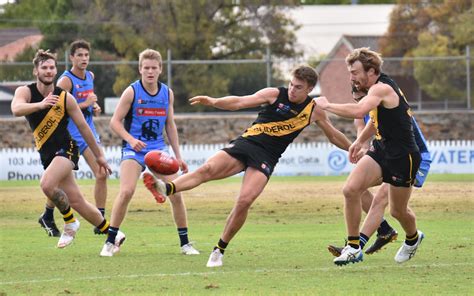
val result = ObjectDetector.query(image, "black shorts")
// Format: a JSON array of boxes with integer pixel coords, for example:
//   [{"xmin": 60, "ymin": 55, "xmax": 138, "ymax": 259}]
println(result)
[
  {"xmin": 40, "ymin": 140, "xmax": 80, "ymax": 170},
  {"xmin": 222, "ymin": 138, "xmax": 278, "ymax": 178},
  {"xmin": 367, "ymin": 143, "xmax": 421, "ymax": 188}
]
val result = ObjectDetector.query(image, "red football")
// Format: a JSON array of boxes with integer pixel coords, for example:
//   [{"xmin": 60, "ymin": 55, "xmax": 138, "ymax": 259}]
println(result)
[{"xmin": 144, "ymin": 150, "xmax": 179, "ymax": 175}]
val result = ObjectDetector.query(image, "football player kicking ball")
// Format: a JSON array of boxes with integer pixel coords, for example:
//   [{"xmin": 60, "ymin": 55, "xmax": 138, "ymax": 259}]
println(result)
[
  {"xmin": 11, "ymin": 49, "xmax": 123, "ymax": 250},
  {"xmin": 327, "ymin": 86, "xmax": 431, "ymax": 258},
  {"xmin": 101, "ymin": 48, "xmax": 198, "ymax": 257},
  {"xmin": 143, "ymin": 65, "xmax": 352, "ymax": 267}
]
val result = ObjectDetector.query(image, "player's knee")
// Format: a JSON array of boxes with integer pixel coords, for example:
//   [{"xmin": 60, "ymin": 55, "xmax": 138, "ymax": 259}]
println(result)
[
  {"xmin": 94, "ymin": 168, "xmax": 108, "ymax": 181},
  {"xmin": 342, "ymin": 182, "xmax": 363, "ymax": 199},
  {"xmin": 372, "ymin": 195, "xmax": 389, "ymax": 208},
  {"xmin": 235, "ymin": 196, "xmax": 254, "ymax": 210},
  {"xmin": 40, "ymin": 178, "xmax": 55, "ymax": 197},
  {"xmin": 119, "ymin": 188, "xmax": 135, "ymax": 202},
  {"xmin": 390, "ymin": 207, "xmax": 405, "ymax": 220}
]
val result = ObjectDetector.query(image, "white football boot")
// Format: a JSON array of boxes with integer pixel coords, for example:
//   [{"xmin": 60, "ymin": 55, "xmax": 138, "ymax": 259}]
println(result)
[
  {"xmin": 394, "ymin": 230, "xmax": 424, "ymax": 263},
  {"xmin": 100, "ymin": 230, "xmax": 126, "ymax": 257},
  {"xmin": 206, "ymin": 249, "xmax": 224, "ymax": 267},
  {"xmin": 181, "ymin": 243, "xmax": 200, "ymax": 255},
  {"xmin": 57, "ymin": 219, "xmax": 80, "ymax": 248},
  {"xmin": 333, "ymin": 245, "xmax": 363, "ymax": 266}
]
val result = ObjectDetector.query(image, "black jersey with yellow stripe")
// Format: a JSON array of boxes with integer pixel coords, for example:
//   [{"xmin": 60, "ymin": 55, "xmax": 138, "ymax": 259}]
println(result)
[
  {"xmin": 241, "ymin": 87, "xmax": 314, "ymax": 159},
  {"xmin": 25, "ymin": 83, "xmax": 73, "ymax": 153},
  {"xmin": 368, "ymin": 73, "xmax": 419, "ymax": 158}
]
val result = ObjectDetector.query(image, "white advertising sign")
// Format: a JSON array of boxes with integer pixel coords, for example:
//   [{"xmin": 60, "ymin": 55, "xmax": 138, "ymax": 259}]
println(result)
[{"xmin": 0, "ymin": 141, "xmax": 472, "ymax": 181}]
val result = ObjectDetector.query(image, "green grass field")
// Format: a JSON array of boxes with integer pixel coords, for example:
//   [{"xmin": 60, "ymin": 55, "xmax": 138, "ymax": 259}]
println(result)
[{"xmin": 0, "ymin": 175, "xmax": 473, "ymax": 295}]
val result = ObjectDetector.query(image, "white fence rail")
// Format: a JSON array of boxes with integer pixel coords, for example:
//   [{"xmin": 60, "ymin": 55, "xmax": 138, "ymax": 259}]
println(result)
[{"xmin": 0, "ymin": 140, "xmax": 472, "ymax": 181}]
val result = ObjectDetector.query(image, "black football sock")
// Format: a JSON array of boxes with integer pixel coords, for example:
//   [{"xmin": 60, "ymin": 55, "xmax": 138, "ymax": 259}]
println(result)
[
  {"xmin": 360, "ymin": 233, "xmax": 369, "ymax": 249},
  {"xmin": 107, "ymin": 226, "xmax": 119, "ymax": 244},
  {"xmin": 213, "ymin": 238, "xmax": 228, "ymax": 254},
  {"xmin": 347, "ymin": 236, "xmax": 360, "ymax": 249},
  {"xmin": 377, "ymin": 219, "xmax": 393, "ymax": 236},
  {"xmin": 60, "ymin": 206, "xmax": 76, "ymax": 224},
  {"xmin": 97, "ymin": 219, "xmax": 110, "ymax": 234},
  {"xmin": 43, "ymin": 204, "xmax": 55, "ymax": 220},
  {"xmin": 405, "ymin": 231, "xmax": 419, "ymax": 246},
  {"xmin": 165, "ymin": 182, "xmax": 176, "ymax": 195},
  {"xmin": 178, "ymin": 227, "xmax": 189, "ymax": 246},
  {"xmin": 98, "ymin": 208, "xmax": 105, "ymax": 217}
]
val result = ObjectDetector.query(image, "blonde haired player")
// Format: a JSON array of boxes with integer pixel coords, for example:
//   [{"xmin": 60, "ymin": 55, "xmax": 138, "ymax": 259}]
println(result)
[{"xmin": 101, "ymin": 49, "xmax": 198, "ymax": 256}]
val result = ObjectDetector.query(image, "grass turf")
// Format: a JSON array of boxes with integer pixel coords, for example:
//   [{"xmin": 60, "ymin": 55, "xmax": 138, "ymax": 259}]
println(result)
[{"xmin": 0, "ymin": 175, "xmax": 473, "ymax": 295}]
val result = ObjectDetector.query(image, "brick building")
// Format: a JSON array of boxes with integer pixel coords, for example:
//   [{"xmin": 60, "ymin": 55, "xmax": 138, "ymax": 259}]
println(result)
[{"xmin": 316, "ymin": 35, "xmax": 428, "ymax": 107}]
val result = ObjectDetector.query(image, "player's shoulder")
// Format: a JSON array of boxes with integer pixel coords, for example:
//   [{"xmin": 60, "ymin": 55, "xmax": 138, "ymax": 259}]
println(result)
[
  {"xmin": 370, "ymin": 82, "xmax": 394, "ymax": 97},
  {"xmin": 17, "ymin": 84, "xmax": 35, "ymax": 95},
  {"xmin": 57, "ymin": 73, "xmax": 73, "ymax": 89},
  {"xmin": 256, "ymin": 87, "xmax": 280, "ymax": 99}
]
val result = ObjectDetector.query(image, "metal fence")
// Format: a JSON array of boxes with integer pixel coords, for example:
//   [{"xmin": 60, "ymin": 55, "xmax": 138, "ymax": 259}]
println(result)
[{"xmin": 0, "ymin": 47, "xmax": 472, "ymax": 112}]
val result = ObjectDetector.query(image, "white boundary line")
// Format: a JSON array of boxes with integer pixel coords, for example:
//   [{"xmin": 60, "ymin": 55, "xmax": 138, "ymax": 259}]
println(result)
[{"xmin": 1, "ymin": 262, "xmax": 472, "ymax": 285}]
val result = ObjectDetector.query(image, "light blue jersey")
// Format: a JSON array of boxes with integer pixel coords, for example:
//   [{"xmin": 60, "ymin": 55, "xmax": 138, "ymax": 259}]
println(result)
[
  {"xmin": 60, "ymin": 70, "xmax": 100, "ymax": 153},
  {"xmin": 363, "ymin": 114, "xmax": 431, "ymax": 187},
  {"xmin": 121, "ymin": 80, "xmax": 169, "ymax": 168}
]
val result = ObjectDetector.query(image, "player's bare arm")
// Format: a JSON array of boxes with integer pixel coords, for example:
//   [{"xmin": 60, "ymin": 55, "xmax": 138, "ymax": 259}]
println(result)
[
  {"xmin": 110, "ymin": 86, "xmax": 146, "ymax": 152},
  {"xmin": 165, "ymin": 89, "xmax": 188, "ymax": 173},
  {"xmin": 349, "ymin": 122, "xmax": 376, "ymax": 163},
  {"xmin": 189, "ymin": 87, "xmax": 279, "ymax": 111},
  {"xmin": 11, "ymin": 87, "xmax": 58, "ymax": 116},
  {"xmin": 314, "ymin": 90, "xmax": 382, "ymax": 119},
  {"xmin": 86, "ymin": 72, "xmax": 101, "ymax": 116},
  {"xmin": 312, "ymin": 106, "xmax": 351, "ymax": 150},
  {"xmin": 57, "ymin": 76, "xmax": 73, "ymax": 92}
]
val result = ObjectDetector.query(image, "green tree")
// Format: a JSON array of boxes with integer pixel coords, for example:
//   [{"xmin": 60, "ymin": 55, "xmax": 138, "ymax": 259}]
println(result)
[
  {"xmin": 82, "ymin": 0, "xmax": 301, "ymax": 111},
  {"xmin": 380, "ymin": 0, "xmax": 472, "ymax": 101},
  {"xmin": 1, "ymin": 0, "xmax": 117, "ymax": 104},
  {"xmin": 2, "ymin": 0, "xmax": 302, "ymax": 112},
  {"xmin": 1, "ymin": 0, "xmax": 85, "ymax": 49},
  {"xmin": 301, "ymin": 0, "xmax": 395, "ymax": 3}
]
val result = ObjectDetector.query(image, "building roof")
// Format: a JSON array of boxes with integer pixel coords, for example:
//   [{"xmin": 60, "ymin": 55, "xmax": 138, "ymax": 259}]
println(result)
[
  {"xmin": 0, "ymin": 27, "xmax": 41, "ymax": 47},
  {"xmin": 316, "ymin": 34, "xmax": 405, "ymax": 74},
  {"xmin": 0, "ymin": 27, "xmax": 43, "ymax": 61},
  {"xmin": 344, "ymin": 35, "xmax": 381, "ymax": 51}
]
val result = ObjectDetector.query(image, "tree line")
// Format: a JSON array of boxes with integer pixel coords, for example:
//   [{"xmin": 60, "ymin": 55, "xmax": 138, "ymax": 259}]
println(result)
[{"xmin": 0, "ymin": 0, "xmax": 472, "ymax": 111}]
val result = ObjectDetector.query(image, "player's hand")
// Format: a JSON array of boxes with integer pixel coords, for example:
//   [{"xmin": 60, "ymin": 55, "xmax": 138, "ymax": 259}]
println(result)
[
  {"xmin": 41, "ymin": 92, "xmax": 59, "ymax": 109},
  {"xmin": 189, "ymin": 95, "xmax": 215, "ymax": 106},
  {"xmin": 85, "ymin": 93, "xmax": 98, "ymax": 107},
  {"xmin": 129, "ymin": 138, "xmax": 146, "ymax": 152},
  {"xmin": 93, "ymin": 103, "xmax": 101, "ymax": 116},
  {"xmin": 348, "ymin": 140, "xmax": 363, "ymax": 163},
  {"xmin": 178, "ymin": 158, "xmax": 189, "ymax": 174},
  {"xmin": 354, "ymin": 147, "xmax": 368, "ymax": 163},
  {"xmin": 314, "ymin": 96, "xmax": 329, "ymax": 110},
  {"xmin": 96, "ymin": 156, "xmax": 112, "ymax": 175}
]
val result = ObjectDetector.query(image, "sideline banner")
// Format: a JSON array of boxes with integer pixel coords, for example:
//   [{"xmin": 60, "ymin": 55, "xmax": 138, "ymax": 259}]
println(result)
[{"xmin": 0, "ymin": 141, "xmax": 472, "ymax": 180}]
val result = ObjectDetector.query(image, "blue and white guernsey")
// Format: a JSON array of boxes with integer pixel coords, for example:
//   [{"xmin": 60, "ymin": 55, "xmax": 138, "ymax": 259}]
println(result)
[
  {"xmin": 60, "ymin": 70, "xmax": 99, "ymax": 152},
  {"xmin": 123, "ymin": 80, "xmax": 169, "ymax": 152}
]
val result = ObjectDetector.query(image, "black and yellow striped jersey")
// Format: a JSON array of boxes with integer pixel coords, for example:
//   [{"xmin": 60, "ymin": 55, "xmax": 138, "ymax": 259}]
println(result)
[
  {"xmin": 25, "ymin": 83, "xmax": 72, "ymax": 153},
  {"xmin": 368, "ymin": 73, "xmax": 419, "ymax": 158},
  {"xmin": 240, "ymin": 87, "xmax": 314, "ymax": 159}
]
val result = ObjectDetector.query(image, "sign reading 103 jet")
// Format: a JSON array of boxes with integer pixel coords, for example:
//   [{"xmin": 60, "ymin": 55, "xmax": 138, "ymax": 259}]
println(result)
[{"xmin": 0, "ymin": 141, "xmax": 472, "ymax": 180}]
